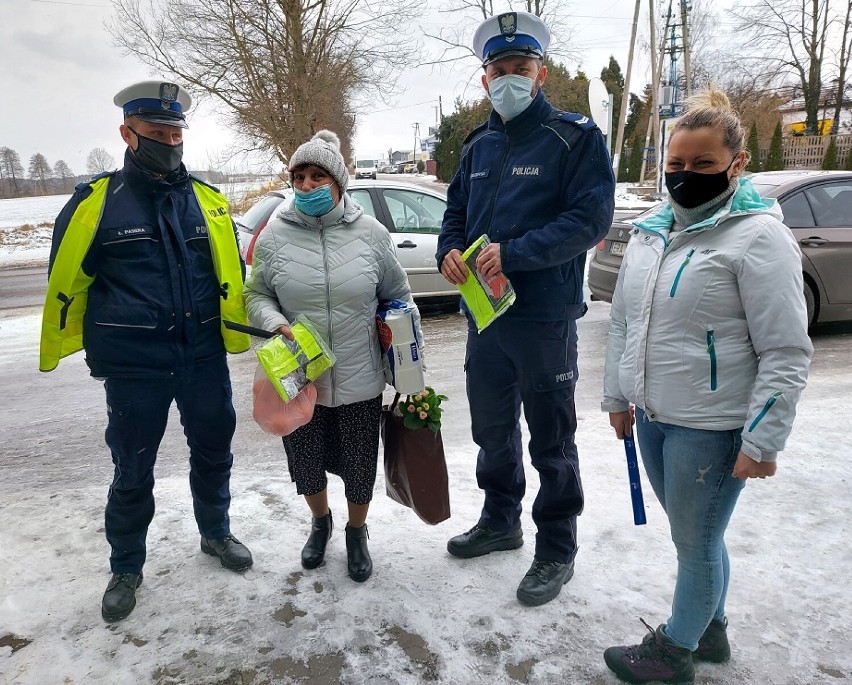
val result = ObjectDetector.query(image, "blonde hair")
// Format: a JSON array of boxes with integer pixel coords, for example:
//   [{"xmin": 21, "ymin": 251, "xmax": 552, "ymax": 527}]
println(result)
[{"xmin": 673, "ymin": 88, "xmax": 747, "ymax": 160}]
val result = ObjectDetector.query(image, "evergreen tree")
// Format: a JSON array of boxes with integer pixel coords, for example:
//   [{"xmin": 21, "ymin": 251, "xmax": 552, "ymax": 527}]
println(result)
[
  {"xmin": 845, "ymin": 144, "xmax": 852, "ymax": 170},
  {"xmin": 432, "ymin": 97, "xmax": 490, "ymax": 182},
  {"xmin": 764, "ymin": 122, "xmax": 785, "ymax": 171},
  {"xmin": 821, "ymin": 137, "xmax": 838, "ymax": 170},
  {"xmin": 746, "ymin": 122, "xmax": 761, "ymax": 172}
]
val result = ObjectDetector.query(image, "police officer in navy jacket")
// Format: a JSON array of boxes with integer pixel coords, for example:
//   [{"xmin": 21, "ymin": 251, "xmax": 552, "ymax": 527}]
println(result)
[
  {"xmin": 43, "ymin": 80, "xmax": 253, "ymax": 623},
  {"xmin": 437, "ymin": 12, "xmax": 615, "ymax": 606}
]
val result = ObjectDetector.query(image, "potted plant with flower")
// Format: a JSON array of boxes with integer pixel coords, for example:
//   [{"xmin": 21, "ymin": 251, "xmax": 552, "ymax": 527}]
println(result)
[
  {"xmin": 397, "ymin": 387, "xmax": 448, "ymax": 433},
  {"xmin": 381, "ymin": 387, "xmax": 450, "ymax": 524}
]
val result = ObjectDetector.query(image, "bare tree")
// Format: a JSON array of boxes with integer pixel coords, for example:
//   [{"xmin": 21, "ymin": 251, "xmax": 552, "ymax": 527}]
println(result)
[
  {"xmin": 86, "ymin": 148, "xmax": 116, "ymax": 175},
  {"xmin": 54, "ymin": 160, "xmax": 75, "ymax": 192},
  {"xmin": 420, "ymin": 0, "xmax": 577, "ymax": 88},
  {"xmin": 831, "ymin": 0, "xmax": 852, "ymax": 133},
  {"xmin": 733, "ymin": 0, "xmax": 831, "ymax": 134},
  {"xmin": 0, "ymin": 146, "xmax": 24, "ymax": 197},
  {"xmin": 108, "ymin": 0, "xmax": 424, "ymax": 166},
  {"xmin": 28, "ymin": 153, "xmax": 52, "ymax": 195}
]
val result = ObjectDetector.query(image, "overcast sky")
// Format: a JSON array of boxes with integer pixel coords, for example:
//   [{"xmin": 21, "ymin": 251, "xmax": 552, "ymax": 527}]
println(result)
[{"xmin": 1, "ymin": 0, "xmax": 735, "ymax": 174}]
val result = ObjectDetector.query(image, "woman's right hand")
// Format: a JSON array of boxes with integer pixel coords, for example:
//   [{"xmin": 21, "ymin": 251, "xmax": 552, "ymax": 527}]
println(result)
[
  {"xmin": 276, "ymin": 324, "xmax": 294, "ymax": 340},
  {"xmin": 609, "ymin": 409, "xmax": 634, "ymax": 439}
]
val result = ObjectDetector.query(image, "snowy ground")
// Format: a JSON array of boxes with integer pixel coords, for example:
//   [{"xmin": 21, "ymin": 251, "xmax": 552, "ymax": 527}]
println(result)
[{"xmin": 2, "ymin": 187, "xmax": 850, "ymax": 685}]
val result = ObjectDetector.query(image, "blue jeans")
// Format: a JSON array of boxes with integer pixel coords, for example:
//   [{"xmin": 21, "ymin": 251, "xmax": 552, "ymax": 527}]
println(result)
[{"xmin": 635, "ymin": 408, "xmax": 746, "ymax": 651}]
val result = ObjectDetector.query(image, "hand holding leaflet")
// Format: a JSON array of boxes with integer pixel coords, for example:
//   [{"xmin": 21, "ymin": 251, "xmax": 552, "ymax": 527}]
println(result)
[{"xmin": 456, "ymin": 235, "xmax": 516, "ymax": 332}]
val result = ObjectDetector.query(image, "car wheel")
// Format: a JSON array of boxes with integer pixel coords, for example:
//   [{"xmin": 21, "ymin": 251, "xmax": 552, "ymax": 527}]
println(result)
[{"xmin": 804, "ymin": 280, "xmax": 817, "ymax": 327}]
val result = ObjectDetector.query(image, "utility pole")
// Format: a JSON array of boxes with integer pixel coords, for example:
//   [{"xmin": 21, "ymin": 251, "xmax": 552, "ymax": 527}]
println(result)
[
  {"xmin": 438, "ymin": 95, "xmax": 443, "ymax": 121},
  {"xmin": 680, "ymin": 0, "xmax": 692, "ymax": 97},
  {"xmin": 412, "ymin": 122, "xmax": 420, "ymax": 163},
  {"xmin": 640, "ymin": 0, "xmax": 665, "ymax": 186},
  {"xmin": 612, "ymin": 0, "xmax": 642, "ymax": 179}
]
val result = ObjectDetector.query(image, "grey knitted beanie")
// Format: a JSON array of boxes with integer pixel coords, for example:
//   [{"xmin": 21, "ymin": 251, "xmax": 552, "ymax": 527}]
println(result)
[{"xmin": 288, "ymin": 130, "xmax": 349, "ymax": 194}]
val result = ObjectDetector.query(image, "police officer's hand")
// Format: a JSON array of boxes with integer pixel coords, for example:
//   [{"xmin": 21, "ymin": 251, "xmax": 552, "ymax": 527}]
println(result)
[
  {"xmin": 609, "ymin": 410, "xmax": 634, "ymax": 439},
  {"xmin": 440, "ymin": 249, "xmax": 468, "ymax": 285},
  {"xmin": 276, "ymin": 325, "xmax": 294, "ymax": 340},
  {"xmin": 732, "ymin": 451, "xmax": 777, "ymax": 480},
  {"xmin": 475, "ymin": 243, "xmax": 503, "ymax": 280}
]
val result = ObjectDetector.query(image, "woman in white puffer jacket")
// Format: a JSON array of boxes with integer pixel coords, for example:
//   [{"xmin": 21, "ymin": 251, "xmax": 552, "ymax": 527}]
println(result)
[
  {"xmin": 245, "ymin": 130, "xmax": 422, "ymax": 584},
  {"xmin": 601, "ymin": 91, "xmax": 812, "ymax": 684}
]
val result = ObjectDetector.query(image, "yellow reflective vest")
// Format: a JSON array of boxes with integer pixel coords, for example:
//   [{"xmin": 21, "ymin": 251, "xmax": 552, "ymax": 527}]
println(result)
[{"xmin": 40, "ymin": 175, "xmax": 251, "ymax": 372}]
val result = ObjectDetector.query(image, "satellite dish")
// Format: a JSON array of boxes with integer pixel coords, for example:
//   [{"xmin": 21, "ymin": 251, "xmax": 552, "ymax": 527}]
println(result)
[{"xmin": 588, "ymin": 78, "xmax": 610, "ymax": 134}]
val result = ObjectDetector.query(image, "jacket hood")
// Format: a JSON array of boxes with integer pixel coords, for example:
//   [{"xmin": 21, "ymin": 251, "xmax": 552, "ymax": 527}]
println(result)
[{"xmin": 635, "ymin": 177, "xmax": 782, "ymax": 238}]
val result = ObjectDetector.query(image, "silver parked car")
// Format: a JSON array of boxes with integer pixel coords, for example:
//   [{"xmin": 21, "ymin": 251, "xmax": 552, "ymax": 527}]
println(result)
[
  {"xmin": 236, "ymin": 179, "xmax": 458, "ymax": 304},
  {"xmin": 587, "ymin": 170, "xmax": 852, "ymax": 327}
]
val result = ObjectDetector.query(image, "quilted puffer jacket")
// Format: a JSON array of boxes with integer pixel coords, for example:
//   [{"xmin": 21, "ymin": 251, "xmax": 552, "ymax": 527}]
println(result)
[{"xmin": 245, "ymin": 194, "xmax": 421, "ymax": 407}]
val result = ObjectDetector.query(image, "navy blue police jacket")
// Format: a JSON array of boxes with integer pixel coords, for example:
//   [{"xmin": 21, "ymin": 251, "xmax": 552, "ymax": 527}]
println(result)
[
  {"xmin": 49, "ymin": 150, "xmax": 243, "ymax": 378},
  {"xmin": 437, "ymin": 90, "xmax": 615, "ymax": 321}
]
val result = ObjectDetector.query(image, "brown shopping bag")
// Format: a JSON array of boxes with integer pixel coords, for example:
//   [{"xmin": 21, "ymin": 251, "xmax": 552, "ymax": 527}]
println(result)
[{"xmin": 380, "ymin": 396, "xmax": 451, "ymax": 525}]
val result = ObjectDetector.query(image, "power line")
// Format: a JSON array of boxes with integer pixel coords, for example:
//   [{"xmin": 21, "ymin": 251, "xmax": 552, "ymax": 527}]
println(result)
[{"xmin": 28, "ymin": 0, "xmax": 109, "ymax": 7}]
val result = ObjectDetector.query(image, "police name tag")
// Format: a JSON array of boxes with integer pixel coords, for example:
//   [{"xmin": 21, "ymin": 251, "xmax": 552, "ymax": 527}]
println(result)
[{"xmin": 470, "ymin": 170, "xmax": 489, "ymax": 180}]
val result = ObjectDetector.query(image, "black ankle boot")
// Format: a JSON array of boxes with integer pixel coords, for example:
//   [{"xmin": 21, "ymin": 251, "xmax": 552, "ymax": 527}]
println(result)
[
  {"xmin": 345, "ymin": 523, "xmax": 372, "ymax": 582},
  {"xmin": 301, "ymin": 510, "xmax": 333, "ymax": 569}
]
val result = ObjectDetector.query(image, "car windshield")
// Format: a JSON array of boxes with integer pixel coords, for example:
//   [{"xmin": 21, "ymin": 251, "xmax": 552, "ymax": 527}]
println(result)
[{"xmin": 356, "ymin": 160, "xmax": 375, "ymax": 168}]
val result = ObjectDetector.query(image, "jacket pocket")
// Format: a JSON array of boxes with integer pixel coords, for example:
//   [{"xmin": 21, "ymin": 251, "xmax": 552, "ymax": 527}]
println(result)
[
  {"xmin": 706, "ymin": 325, "xmax": 717, "ymax": 391},
  {"xmin": 748, "ymin": 391, "xmax": 782, "ymax": 432},
  {"xmin": 669, "ymin": 248, "xmax": 695, "ymax": 297},
  {"xmin": 94, "ymin": 304, "xmax": 158, "ymax": 330}
]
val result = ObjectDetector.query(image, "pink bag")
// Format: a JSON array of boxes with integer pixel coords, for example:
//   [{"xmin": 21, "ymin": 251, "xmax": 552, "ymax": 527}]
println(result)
[{"xmin": 252, "ymin": 364, "xmax": 317, "ymax": 436}]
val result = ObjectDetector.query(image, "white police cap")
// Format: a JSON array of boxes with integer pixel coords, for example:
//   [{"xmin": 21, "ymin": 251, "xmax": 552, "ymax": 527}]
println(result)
[
  {"xmin": 473, "ymin": 11, "xmax": 551, "ymax": 67},
  {"xmin": 113, "ymin": 80, "xmax": 192, "ymax": 129}
]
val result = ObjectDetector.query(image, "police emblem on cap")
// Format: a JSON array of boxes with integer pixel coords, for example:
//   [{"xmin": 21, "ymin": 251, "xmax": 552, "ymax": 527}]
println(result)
[
  {"xmin": 159, "ymin": 83, "xmax": 179, "ymax": 108},
  {"xmin": 499, "ymin": 13, "xmax": 517, "ymax": 35}
]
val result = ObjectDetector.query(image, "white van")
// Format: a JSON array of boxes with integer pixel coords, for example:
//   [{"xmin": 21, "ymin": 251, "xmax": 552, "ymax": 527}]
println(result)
[{"xmin": 355, "ymin": 158, "xmax": 377, "ymax": 180}]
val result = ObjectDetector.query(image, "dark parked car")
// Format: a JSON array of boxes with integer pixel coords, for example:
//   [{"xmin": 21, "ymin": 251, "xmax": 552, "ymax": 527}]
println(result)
[
  {"xmin": 587, "ymin": 170, "xmax": 852, "ymax": 327},
  {"xmin": 235, "ymin": 179, "xmax": 459, "ymax": 304}
]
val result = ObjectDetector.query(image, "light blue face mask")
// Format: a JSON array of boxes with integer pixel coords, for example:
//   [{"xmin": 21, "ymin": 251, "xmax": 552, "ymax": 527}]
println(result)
[
  {"xmin": 294, "ymin": 184, "xmax": 335, "ymax": 216},
  {"xmin": 487, "ymin": 74, "xmax": 536, "ymax": 120}
]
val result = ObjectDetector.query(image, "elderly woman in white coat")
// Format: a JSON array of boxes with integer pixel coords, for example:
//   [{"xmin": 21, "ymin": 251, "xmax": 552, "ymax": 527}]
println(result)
[
  {"xmin": 245, "ymin": 130, "xmax": 422, "ymax": 583},
  {"xmin": 601, "ymin": 90, "xmax": 812, "ymax": 684}
]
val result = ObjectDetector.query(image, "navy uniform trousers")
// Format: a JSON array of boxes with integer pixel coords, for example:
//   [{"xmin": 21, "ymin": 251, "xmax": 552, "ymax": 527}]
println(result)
[
  {"xmin": 103, "ymin": 355, "xmax": 236, "ymax": 574},
  {"xmin": 466, "ymin": 315, "xmax": 582, "ymax": 564}
]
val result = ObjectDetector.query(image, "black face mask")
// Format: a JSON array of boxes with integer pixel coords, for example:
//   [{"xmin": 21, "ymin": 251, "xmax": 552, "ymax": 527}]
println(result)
[
  {"xmin": 665, "ymin": 157, "xmax": 736, "ymax": 209},
  {"xmin": 128, "ymin": 126, "xmax": 183, "ymax": 175}
]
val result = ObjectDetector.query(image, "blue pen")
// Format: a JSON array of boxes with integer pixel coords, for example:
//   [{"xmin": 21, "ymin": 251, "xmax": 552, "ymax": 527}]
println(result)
[{"xmin": 623, "ymin": 434, "xmax": 647, "ymax": 526}]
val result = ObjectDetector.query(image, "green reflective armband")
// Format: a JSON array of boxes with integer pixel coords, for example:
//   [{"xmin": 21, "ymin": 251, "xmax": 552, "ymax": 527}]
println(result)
[{"xmin": 457, "ymin": 234, "xmax": 516, "ymax": 332}]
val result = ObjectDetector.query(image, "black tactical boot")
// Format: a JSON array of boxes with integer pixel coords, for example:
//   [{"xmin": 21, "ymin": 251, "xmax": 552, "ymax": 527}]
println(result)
[
  {"xmin": 516, "ymin": 558, "xmax": 574, "ymax": 606},
  {"xmin": 101, "ymin": 572, "xmax": 143, "ymax": 622},
  {"xmin": 446, "ymin": 524, "xmax": 523, "ymax": 559},
  {"xmin": 604, "ymin": 620, "xmax": 695, "ymax": 684},
  {"xmin": 693, "ymin": 617, "xmax": 730, "ymax": 663},
  {"xmin": 200, "ymin": 534, "xmax": 253, "ymax": 572},
  {"xmin": 301, "ymin": 510, "xmax": 333, "ymax": 570},
  {"xmin": 345, "ymin": 523, "xmax": 372, "ymax": 582}
]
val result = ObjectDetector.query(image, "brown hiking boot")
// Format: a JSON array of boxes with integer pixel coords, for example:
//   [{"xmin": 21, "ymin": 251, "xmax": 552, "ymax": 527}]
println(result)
[{"xmin": 694, "ymin": 617, "xmax": 730, "ymax": 663}]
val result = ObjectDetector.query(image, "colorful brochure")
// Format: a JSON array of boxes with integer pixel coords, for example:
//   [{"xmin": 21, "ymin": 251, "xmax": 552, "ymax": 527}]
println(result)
[{"xmin": 457, "ymin": 235, "xmax": 516, "ymax": 332}]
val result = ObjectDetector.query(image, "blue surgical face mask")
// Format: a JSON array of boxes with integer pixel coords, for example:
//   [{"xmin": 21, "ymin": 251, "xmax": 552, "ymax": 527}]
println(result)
[
  {"xmin": 294, "ymin": 184, "xmax": 335, "ymax": 216},
  {"xmin": 487, "ymin": 74, "xmax": 536, "ymax": 120}
]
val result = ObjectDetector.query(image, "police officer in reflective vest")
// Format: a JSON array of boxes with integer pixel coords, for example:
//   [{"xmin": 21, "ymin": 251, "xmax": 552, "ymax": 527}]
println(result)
[
  {"xmin": 437, "ymin": 12, "xmax": 615, "ymax": 606},
  {"xmin": 40, "ymin": 80, "xmax": 254, "ymax": 622}
]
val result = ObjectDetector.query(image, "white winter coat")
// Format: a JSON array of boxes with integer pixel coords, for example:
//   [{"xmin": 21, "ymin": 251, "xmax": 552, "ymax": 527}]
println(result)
[
  {"xmin": 245, "ymin": 194, "xmax": 421, "ymax": 407},
  {"xmin": 602, "ymin": 178, "xmax": 812, "ymax": 462}
]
